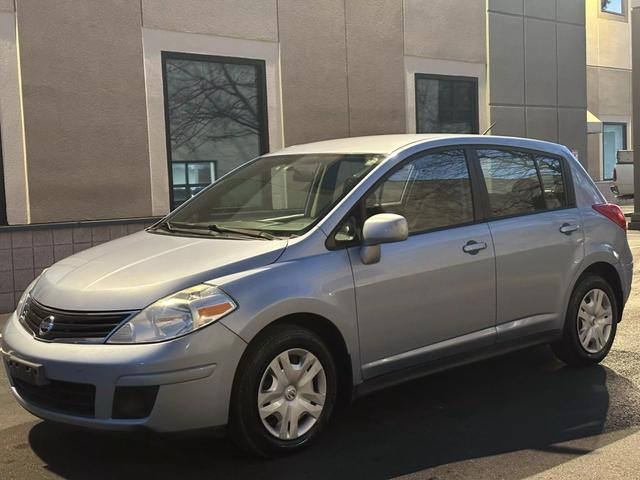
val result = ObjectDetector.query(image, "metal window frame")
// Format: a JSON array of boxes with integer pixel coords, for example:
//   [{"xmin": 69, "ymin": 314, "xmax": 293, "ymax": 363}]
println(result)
[
  {"xmin": 602, "ymin": 122, "xmax": 627, "ymax": 181},
  {"xmin": 414, "ymin": 73, "xmax": 479, "ymax": 135},
  {"xmin": 161, "ymin": 51, "xmax": 270, "ymax": 210},
  {"xmin": 0, "ymin": 126, "xmax": 7, "ymax": 225}
]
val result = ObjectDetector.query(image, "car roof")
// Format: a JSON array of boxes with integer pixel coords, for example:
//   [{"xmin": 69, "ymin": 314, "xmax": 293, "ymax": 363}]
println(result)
[{"xmin": 266, "ymin": 134, "xmax": 569, "ymax": 157}]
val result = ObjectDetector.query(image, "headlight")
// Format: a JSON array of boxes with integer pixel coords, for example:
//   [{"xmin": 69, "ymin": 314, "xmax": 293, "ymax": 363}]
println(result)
[
  {"xmin": 107, "ymin": 284, "xmax": 237, "ymax": 344},
  {"xmin": 16, "ymin": 275, "xmax": 41, "ymax": 321}
]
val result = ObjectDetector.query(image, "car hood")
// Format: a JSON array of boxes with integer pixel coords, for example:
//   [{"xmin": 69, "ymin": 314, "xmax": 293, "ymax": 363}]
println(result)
[{"xmin": 32, "ymin": 231, "xmax": 288, "ymax": 311}]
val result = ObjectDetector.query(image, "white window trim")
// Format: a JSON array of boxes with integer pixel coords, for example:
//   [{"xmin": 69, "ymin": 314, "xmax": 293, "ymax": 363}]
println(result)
[
  {"xmin": 404, "ymin": 56, "xmax": 488, "ymax": 135},
  {"xmin": 142, "ymin": 28, "xmax": 283, "ymax": 216},
  {"xmin": 0, "ymin": 12, "xmax": 29, "ymax": 224}
]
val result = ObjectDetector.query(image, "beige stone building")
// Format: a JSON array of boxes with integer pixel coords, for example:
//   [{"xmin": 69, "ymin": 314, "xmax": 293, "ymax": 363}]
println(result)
[
  {"xmin": 587, "ymin": 0, "xmax": 632, "ymax": 183},
  {"xmin": 0, "ymin": 0, "xmax": 627, "ymax": 312}
]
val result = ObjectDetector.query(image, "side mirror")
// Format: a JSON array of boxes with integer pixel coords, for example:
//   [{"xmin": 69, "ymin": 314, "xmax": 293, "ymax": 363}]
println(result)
[{"xmin": 360, "ymin": 213, "xmax": 408, "ymax": 264}]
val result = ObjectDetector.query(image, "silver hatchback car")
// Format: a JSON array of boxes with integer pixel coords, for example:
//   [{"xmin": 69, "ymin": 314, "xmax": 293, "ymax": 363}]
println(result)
[{"xmin": 1, "ymin": 134, "xmax": 632, "ymax": 456}]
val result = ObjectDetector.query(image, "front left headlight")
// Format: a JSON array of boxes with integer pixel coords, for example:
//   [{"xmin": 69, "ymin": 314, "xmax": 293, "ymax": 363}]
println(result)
[
  {"xmin": 16, "ymin": 275, "xmax": 41, "ymax": 322},
  {"xmin": 107, "ymin": 284, "xmax": 237, "ymax": 344}
]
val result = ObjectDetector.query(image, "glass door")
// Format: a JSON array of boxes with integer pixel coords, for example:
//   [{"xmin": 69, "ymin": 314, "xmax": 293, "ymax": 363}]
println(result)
[{"xmin": 602, "ymin": 123, "xmax": 627, "ymax": 181}]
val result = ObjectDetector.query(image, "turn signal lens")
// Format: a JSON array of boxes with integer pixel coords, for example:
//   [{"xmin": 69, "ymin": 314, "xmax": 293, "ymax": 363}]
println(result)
[{"xmin": 593, "ymin": 203, "xmax": 627, "ymax": 231}]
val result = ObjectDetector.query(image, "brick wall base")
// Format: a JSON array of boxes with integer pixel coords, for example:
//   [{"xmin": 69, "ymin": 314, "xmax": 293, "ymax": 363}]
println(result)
[{"xmin": 0, "ymin": 218, "xmax": 158, "ymax": 313}]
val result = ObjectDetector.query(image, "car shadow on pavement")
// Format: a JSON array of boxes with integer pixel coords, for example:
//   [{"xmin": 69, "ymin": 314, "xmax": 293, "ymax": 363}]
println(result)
[{"xmin": 27, "ymin": 345, "xmax": 640, "ymax": 480}]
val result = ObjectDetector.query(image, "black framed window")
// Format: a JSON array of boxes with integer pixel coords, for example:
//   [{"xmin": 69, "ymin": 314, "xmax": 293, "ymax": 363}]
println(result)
[
  {"xmin": 601, "ymin": 0, "xmax": 624, "ymax": 15},
  {"xmin": 602, "ymin": 123, "xmax": 627, "ymax": 181},
  {"xmin": 162, "ymin": 52, "xmax": 269, "ymax": 209},
  {"xmin": 415, "ymin": 74, "xmax": 479, "ymax": 134}
]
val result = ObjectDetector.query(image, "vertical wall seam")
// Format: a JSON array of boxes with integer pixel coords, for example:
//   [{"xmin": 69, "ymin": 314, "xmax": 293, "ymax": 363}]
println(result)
[
  {"xmin": 522, "ymin": 8, "xmax": 527, "ymax": 136},
  {"xmin": 343, "ymin": 0, "xmax": 351, "ymax": 137},
  {"xmin": 554, "ymin": 0, "xmax": 559, "ymax": 142},
  {"xmin": 275, "ymin": 0, "xmax": 285, "ymax": 147}
]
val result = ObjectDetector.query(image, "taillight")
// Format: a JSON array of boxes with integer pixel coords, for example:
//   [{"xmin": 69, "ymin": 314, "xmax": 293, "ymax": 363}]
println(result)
[{"xmin": 593, "ymin": 203, "xmax": 627, "ymax": 231}]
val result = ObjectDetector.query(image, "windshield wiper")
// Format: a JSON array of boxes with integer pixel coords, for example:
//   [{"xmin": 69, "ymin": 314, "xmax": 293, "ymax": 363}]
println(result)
[
  {"xmin": 153, "ymin": 220, "xmax": 278, "ymax": 240},
  {"xmin": 207, "ymin": 224, "xmax": 278, "ymax": 240}
]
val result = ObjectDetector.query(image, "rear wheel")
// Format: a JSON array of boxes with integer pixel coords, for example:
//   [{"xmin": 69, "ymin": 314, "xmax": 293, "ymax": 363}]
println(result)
[
  {"xmin": 552, "ymin": 274, "xmax": 618, "ymax": 366},
  {"xmin": 229, "ymin": 324, "xmax": 337, "ymax": 457}
]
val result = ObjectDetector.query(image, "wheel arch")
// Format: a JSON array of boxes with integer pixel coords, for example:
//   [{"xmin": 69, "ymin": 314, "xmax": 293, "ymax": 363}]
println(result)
[
  {"xmin": 235, "ymin": 312, "xmax": 354, "ymax": 407},
  {"xmin": 572, "ymin": 261, "xmax": 624, "ymax": 320}
]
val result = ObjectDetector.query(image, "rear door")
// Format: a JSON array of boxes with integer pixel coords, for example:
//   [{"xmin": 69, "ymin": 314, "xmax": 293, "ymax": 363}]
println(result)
[{"xmin": 473, "ymin": 148, "xmax": 584, "ymax": 340}]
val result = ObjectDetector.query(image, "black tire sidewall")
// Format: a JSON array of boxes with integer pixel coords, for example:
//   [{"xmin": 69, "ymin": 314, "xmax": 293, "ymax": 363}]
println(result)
[
  {"xmin": 230, "ymin": 325, "xmax": 337, "ymax": 457},
  {"xmin": 564, "ymin": 275, "xmax": 618, "ymax": 363}
]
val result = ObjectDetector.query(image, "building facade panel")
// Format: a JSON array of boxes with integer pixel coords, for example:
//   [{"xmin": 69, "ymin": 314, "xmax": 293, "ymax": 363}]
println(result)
[
  {"xmin": 556, "ymin": 0, "xmax": 586, "ymax": 25},
  {"xmin": 345, "ymin": 0, "xmax": 405, "ymax": 136},
  {"xmin": 524, "ymin": 0, "xmax": 556, "ymax": 20},
  {"xmin": 404, "ymin": 0, "xmax": 486, "ymax": 64},
  {"xmin": 524, "ymin": 17, "xmax": 558, "ymax": 106},
  {"xmin": 526, "ymin": 107, "xmax": 559, "ymax": 142},
  {"xmin": 557, "ymin": 23, "xmax": 588, "ymax": 108},
  {"xmin": 277, "ymin": 0, "xmax": 350, "ymax": 145},
  {"xmin": 489, "ymin": 106, "xmax": 526, "ymax": 137},
  {"xmin": 488, "ymin": 3, "xmax": 587, "ymax": 162},
  {"xmin": 489, "ymin": 0, "xmax": 524, "ymax": 16},
  {"xmin": 488, "ymin": 12, "xmax": 525, "ymax": 106},
  {"xmin": 141, "ymin": 0, "xmax": 278, "ymax": 42},
  {"xmin": 16, "ymin": 0, "xmax": 152, "ymax": 223},
  {"xmin": 598, "ymin": 67, "xmax": 633, "ymax": 116}
]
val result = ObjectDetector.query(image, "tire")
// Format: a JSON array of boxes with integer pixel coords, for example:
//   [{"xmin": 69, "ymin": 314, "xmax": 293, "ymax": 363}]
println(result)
[
  {"xmin": 229, "ymin": 324, "xmax": 337, "ymax": 457},
  {"xmin": 552, "ymin": 274, "xmax": 618, "ymax": 367}
]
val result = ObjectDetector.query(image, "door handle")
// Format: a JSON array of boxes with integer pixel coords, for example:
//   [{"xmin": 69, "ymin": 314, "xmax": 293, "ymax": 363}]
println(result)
[
  {"xmin": 463, "ymin": 240, "xmax": 487, "ymax": 254},
  {"xmin": 559, "ymin": 223, "xmax": 579, "ymax": 235}
]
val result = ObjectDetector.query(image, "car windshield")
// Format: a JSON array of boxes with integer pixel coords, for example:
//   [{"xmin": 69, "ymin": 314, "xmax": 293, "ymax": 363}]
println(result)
[{"xmin": 158, "ymin": 153, "xmax": 385, "ymax": 238}]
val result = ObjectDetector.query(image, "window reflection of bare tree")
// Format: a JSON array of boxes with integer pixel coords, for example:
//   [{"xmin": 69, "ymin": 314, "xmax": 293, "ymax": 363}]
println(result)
[
  {"xmin": 166, "ymin": 60, "xmax": 259, "ymax": 160},
  {"xmin": 369, "ymin": 150, "xmax": 474, "ymax": 232},
  {"xmin": 369, "ymin": 149, "xmax": 566, "ymax": 231}
]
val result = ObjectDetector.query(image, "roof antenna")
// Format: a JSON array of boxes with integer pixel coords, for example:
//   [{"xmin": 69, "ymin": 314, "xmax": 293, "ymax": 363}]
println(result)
[{"xmin": 481, "ymin": 122, "xmax": 496, "ymax": 135}]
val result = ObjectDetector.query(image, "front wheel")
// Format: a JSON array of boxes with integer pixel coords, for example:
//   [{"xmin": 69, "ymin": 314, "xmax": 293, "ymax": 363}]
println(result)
[
  {"xmin": 552, "ymin": 274, "xmax": 618, "ymax": 367},
  {"xmin": 229, "ymin": 324, "xmax": 337, "ymax": 457}
]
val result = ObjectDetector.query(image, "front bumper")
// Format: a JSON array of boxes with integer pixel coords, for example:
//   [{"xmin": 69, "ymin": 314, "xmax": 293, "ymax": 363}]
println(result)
[{"xmin": 1, "ymin": 312, "xmax": 247, "ymax": 432}]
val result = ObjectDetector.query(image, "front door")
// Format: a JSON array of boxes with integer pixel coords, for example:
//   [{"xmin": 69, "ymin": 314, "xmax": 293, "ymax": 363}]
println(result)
[{"xmin": 347, "ymin": 148, "xmax": 496, "ymax": 379}]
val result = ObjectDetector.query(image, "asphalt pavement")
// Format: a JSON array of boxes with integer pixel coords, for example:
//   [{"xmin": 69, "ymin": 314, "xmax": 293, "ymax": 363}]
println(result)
[{"xmin": 2, "ymin": 233, "xmax": 640, "ymax": 479}]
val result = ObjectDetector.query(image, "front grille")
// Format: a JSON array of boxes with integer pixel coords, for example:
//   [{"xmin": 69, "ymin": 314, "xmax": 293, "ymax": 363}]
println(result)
[
  {"xmin": 12, "ymin": 377, "xmax": 96, "ymax": 417},
  {"xmin": 21, "ymin": 299, "xmax": 133, "ymax": 342}
]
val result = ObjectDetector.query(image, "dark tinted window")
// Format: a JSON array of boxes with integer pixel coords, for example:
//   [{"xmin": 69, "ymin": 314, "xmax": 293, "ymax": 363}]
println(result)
[
  {"xmin": 415, "ymin": 74, "xmax": 478, "ymax": 134},
  {"xmin": 536, "ymin": 155, "xmax": 567, "ymax": 209},
  {"xmin": 163, "ymin": 53, "xmax": 268, "ymax": 209},
  {"xmin": 365, "ymin": 149, "xmax": 474, "ymax": 233},
  {"xmin": 478, "ymin": 149, "xmax": 545, "ymax": 218}
]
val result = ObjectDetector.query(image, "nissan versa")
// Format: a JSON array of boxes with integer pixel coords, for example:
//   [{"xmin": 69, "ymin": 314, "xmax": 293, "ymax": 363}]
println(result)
[{"xmin": 1, "ymin": 134, "xmax": 632, "ymax": 456}]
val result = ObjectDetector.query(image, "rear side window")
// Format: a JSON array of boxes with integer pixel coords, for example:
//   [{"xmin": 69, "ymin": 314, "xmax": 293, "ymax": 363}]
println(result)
[
  {"xmin": 365, "ymin": 149, "xmax": 474, "ymax": 233},
  {"xmin": 536, "ymin": 155, "xmax": 567, "ymax": 209},
  {"xmin": 477, "ymin": 149, "xmax": 568, "ymax": 218}
]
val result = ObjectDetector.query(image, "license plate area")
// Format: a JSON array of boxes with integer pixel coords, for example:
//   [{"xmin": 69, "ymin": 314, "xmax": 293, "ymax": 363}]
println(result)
[{"xmin": 4, "ymin": 355, "xmax": 49, "ymax": 386}]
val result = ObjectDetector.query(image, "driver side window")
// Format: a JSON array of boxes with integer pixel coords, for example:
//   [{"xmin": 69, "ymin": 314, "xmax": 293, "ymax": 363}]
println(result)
[{"xmin": 365, "ymin": 149, "xmax": 474, "ymax": 234}]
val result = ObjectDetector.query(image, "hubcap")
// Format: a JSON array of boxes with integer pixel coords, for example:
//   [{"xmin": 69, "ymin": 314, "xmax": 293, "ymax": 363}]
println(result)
[
  {"xmin": 257, "ymin": 348, "xmax": 327, "ymax": 440},
  {"xmin": 577, "ymin": 288, "xmax": 613, "ymax": 354}
]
